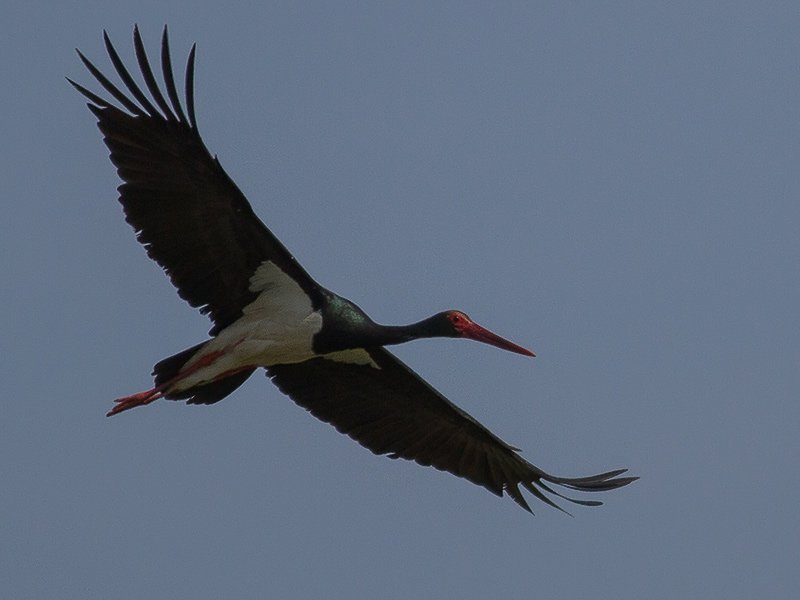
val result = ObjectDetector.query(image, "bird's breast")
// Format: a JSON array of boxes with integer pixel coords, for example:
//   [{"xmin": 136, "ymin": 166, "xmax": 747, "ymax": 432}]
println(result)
[{"xmin": 170, "ymin": 260, "xmax": 382, "ymax": 393}]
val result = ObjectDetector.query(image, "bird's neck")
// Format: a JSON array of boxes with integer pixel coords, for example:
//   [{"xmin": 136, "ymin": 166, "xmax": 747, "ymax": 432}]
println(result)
[
  {"xmin": 366, "ymin": 322, "xmax": 431, "ymax": 347},
  {"xmin": 314, "ymin": 294, "xmax": 441, "ymax": 354}
]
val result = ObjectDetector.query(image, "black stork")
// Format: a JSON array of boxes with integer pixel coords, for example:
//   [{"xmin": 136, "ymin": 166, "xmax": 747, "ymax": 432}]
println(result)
[{"xmin": 69, "ymin": 26, "xmax": 636, "ymax": 514}]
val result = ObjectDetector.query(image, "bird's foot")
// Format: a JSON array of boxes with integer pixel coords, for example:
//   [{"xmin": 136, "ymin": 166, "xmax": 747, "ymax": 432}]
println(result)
[
  {"xmin": 107, "ymin": 388, "xmax": 163, "ymax": 417},
  {"xmin": 107, "ymin": 348, "xmax": 231, "ymax": 417}
]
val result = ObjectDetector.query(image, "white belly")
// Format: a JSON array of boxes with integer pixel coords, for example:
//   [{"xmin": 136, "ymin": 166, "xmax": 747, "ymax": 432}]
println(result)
[
  {"xmin": 165, "ymin": 260, "xmax": 380, "ymax": 394},
  {"xmin": 169, "ymin": 260, "xmax": 323, "ymax": 391}
]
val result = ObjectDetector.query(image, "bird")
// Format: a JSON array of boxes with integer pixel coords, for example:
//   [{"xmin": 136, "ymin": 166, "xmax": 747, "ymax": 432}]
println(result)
[{"xmin": 69, "ymin": 26, "xmax": 637, "ymax": 514}]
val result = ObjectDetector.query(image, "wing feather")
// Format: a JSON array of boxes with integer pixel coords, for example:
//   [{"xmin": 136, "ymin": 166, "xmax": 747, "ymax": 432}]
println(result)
[
  {"xmin": 70, "ymin": 26, "xmax": 323, "ymax": 334},
  {"xmin": 267, "ymin": 347, "xmax": 637, "ymax": 513}
]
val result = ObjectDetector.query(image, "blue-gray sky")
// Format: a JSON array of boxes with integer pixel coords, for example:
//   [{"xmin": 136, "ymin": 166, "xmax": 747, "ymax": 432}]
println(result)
[{"xmin": 3, "ymin": 3, "xmax": 799, "ymax": 598}]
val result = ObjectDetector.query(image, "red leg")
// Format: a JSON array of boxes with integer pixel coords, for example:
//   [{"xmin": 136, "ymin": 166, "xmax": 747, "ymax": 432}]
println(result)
[
  {"xmin": 107, "ymin": 348, "xmax": 229, "ymax": 417},
  {"xmin": 107, "ymin": 388, "xmax": 163, "ymax": 416}
]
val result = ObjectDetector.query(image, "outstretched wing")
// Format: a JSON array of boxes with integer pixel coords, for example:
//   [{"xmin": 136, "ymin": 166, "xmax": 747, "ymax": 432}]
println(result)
[
  {"xmin": 267, "ymin": 347, "xmax": 637, "ymax": 513},
  {"xmin": 69, "ymin": 26, "xmax": 323, "ymax": 334}
]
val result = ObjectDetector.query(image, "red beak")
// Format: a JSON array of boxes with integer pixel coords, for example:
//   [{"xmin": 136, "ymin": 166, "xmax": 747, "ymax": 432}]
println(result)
[{"xmin": 460, "ymin": 322, "xmax": 535, "ymax": 357}]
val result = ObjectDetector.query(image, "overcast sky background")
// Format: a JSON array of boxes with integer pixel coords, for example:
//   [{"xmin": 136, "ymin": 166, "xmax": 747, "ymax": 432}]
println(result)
[{"xmin": 2, "ymin": 2, "xmax": 799, "ymax": 598}]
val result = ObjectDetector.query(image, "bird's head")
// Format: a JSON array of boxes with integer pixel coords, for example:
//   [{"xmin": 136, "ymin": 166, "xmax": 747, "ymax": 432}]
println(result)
[{"xmin": 425, "ymin": 310, "xmax": 535, "ymax": 357}]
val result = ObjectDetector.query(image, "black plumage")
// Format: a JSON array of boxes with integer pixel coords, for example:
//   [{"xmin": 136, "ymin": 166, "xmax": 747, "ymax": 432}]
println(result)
[{"xmin": 70, "ymin": 26, "xmax": 636, "ymax": 513}]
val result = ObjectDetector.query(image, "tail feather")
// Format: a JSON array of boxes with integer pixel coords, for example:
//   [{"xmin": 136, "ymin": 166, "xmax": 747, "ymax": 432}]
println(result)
[
  {"xmin": 153, "ymin": 342, "xmax": 205, "ymax": 388},
  {"xmin": 152, "ymin": 342, "xmax": 255, "ymax": 405}
]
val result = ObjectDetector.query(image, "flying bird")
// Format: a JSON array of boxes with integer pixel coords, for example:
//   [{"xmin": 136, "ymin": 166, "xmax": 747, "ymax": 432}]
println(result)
[{"xmin": 69, "ymin": 26, "xmax": 636, "ymax": 514}]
